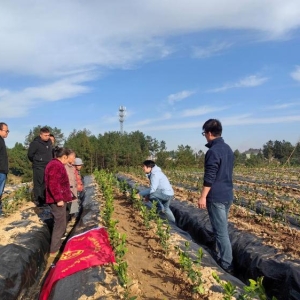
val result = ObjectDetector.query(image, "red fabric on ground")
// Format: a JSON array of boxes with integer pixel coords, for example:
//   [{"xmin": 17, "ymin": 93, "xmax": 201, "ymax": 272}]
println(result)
[{"xmin": 39, "ymin": 227, "xmax": 115, "ymax": 300}]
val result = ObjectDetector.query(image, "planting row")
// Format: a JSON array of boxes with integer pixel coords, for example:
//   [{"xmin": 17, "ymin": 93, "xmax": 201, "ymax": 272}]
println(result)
[{"xmin": 120, "ymin": 167, "xmax": 300, "ymax": 229}]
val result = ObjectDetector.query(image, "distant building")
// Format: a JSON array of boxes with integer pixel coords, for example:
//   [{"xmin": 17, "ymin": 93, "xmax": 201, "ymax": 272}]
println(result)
[{"xmin": 243, "ymin": 148, "xmax": 261, "ymax": 159}]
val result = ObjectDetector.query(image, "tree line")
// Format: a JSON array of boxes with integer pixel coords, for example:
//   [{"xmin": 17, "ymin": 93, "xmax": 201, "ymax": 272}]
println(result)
[{"xmin": 6, "ymin": 125, "xmax": 300, "ymax": 182}]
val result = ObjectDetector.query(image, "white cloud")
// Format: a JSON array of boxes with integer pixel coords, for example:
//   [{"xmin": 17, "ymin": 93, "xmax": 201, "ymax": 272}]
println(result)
[
  {"xmin": 0, "ymin": 1, "xmax": 300, "ymax": 78},
  {"xmin": 192, "ymin": 42, "xmax": 233, "ymax": 59},
  {"xmin": 167, "ymin": 90, "xmax": 195, "ymax": 104},
  {"xmin": 136, "ymin": 113, "xmax": 300, "ymax": 132},
  {"xmin": 182, "ymin": 106, "xmax": 228, "ymax": 117},
  {"xmin": 291, "ymin": 66, "xmax": 300, "ymax": 82},
  {"xmin": 264, "ymin": 102, "xmax": 300, "ymax": 110},
  {"xmin": 222, "ymin": 114, "xmax": 300, "ymax": 126},
  {"xmin": 208, "ymin": 75, "xmax": 269, "ymax": 92},
  {"xmin": 0, "ymin": 75, "xmax": 91, "ymax": 118},
  {"xmin": 132, "ymin": 113, "xmax": 172, "ymax": 127}
]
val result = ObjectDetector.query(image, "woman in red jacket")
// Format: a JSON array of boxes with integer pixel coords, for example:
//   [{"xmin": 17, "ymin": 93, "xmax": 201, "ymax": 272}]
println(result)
[{"xmin": 45, "ymin": 147, "xmax": 72, "ymax": 255}]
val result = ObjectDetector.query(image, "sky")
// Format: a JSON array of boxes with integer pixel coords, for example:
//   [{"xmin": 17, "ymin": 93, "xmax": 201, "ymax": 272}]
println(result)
[{"xmin": 1, "ymin": 0, "xmax": 300, "ymax": 153}]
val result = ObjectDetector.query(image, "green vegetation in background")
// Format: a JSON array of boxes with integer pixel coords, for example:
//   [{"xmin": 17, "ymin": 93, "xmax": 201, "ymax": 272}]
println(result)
[{"xmin": 5, "ymin": 125, "xmax": 300, "ymax": 182}]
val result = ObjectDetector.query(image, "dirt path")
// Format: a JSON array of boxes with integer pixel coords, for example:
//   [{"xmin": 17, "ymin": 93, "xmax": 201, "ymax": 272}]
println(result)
[
  {"xmin": 111, "ymin": 189, "xmax": 226, "ymax": 300},
  {"xmin": 0, "ymin": 178, "xmax": 235, "ymax": 299}
]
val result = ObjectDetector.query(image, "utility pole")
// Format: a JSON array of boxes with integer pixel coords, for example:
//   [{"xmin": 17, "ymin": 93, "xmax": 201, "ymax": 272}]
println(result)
[{"xmin": 119, "ymin": 106, "xmax": 126, "ymax": 134}]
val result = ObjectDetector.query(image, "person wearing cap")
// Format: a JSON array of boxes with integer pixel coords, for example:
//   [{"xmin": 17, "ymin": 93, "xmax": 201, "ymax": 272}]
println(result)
[
  {"xmin": 73, "ymin": 158, "xmax": 84, "ymax": 219},
  {"xmin": 73, "ymin": 158, "xmax": 84, "ymax": 200},
  {"xmin": 64, "ymin": 150, "xmax": 79, "ymax": 218}
]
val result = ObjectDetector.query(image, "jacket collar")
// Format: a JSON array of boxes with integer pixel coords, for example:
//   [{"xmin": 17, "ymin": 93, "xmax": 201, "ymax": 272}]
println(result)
[{"xmin": 205, "ymin": 136, "xmax": 223, "ymax": 148}]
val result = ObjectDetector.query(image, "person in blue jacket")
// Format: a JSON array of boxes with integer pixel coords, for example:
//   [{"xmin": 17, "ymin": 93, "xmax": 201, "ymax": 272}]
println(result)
[
  {"xmin": 139, "ymin": 160, "xmax": 176, "ymax": 223},
  {"xmin": 198, "ymin": 119, "xmax": 234, "ymax": 275}
]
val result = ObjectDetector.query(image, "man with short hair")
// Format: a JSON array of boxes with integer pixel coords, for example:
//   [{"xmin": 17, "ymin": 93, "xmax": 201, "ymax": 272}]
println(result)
[
  {"xmin": 139, "ymin": 159, "xmax": 176, "ymax": 223},
  {"xmin": 0, "ymin": 122, "xmax": 9, "ymax": 216},
  {"xmin": 28, "ymin": 127, "xmax": 53, "ymax": 207},
  {"xmin": 198, "ymin": 119, "xmax": 234, "ymax": 274}
]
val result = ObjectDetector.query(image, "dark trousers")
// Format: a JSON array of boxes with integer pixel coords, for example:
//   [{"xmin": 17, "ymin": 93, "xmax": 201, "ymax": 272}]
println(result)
[
  {"xmin": 33, "ymin": 166, "xmax": 46, "ymax": 205},
  {"xmin": 49, "ymin": 203, "xmax": 67, "ymax": 253}
]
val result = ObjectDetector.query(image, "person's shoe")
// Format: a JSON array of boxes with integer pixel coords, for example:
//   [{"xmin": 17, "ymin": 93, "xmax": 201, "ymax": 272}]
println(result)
[
  {"xmin": 217, "ymin": 259, "xmax": 235, "ymax": 276},
  {"xmin": 221, "ymin": 265, "xmax": 235, "ymax": 276}
]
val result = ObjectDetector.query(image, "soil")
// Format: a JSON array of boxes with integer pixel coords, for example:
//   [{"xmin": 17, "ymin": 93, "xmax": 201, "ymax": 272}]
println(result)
[
  {"xmin": 4, "ymin": 171, "xmax": 299, "ymax": 299},
  {"xmin": 119, "ymin": 172, "xmax": 300, "ymax": 260},
  {"xmin": 0, "ymin": 178, "xmax": 230, "ymax": 300},
  {"xmin": 109, "ymin": 191, "xmax": 226, "ymax": 300}
]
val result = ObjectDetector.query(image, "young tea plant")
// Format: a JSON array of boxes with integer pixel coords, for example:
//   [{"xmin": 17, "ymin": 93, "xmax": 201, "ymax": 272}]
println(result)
[
  {"xmin": 156, "ymin": 217, "xmax": 170, "ymax": 255},
  {"xmin": 176, "ymin": 241, "xmax": 205, "ymax": 295},
  {"xmin": 2, "ymin": 185, "xmax": 31, "ymax": 215},
  {"xmin": 212, "ymin": 271, "xmax": 237, "ymax": 300},
  {"xmin": 212, "ymin": 273, "xmax": 277, "ymax": 300},
  {"xmin": 140, "ymin": 204, "xmax": 151, "ymax": 229},
  {"xmin": 94, "ymin": 169, "xmax": 133, "ymax": 299},
  {"xmin": 240, "ymin": 277, "xmax": 277, "ymax": 300}
]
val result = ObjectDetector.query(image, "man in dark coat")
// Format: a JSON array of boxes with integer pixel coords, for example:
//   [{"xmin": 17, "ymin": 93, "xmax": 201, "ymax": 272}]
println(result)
[
  {"xmin": 0, "ymin": 122, "xmax": 9, "ymax": 216},
  {"xmin": 198, "ymin": 119, "xmax": 234, "ymax": 275},
  {"xmin": 28, "ymin": 127, "xmax": 53, "ymax": 207}
]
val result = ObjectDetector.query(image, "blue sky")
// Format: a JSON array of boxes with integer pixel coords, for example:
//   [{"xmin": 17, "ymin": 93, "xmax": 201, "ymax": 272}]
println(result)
[{"xmin": 1, "ymin": 1, "xmax": 300, "ymax": 153}]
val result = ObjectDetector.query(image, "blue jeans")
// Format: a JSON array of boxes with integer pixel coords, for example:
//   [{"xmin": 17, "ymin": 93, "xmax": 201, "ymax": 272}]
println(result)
[
  {"xmin": 139, "ymin": 188, "xmax": 176, "ymax": 223},
  {"xmin": 0, "ymin": 173, "xmax": 7, "ymax": 198},
  {"xmin": 0, "ymin": 173, "xmax": 7, "ymax": 213},
  {"xmin": 207, "ymin": 201, "xmax": 233, "ymax": 269},
  {"xmin": 149, "ymin": 190, "xmax": 176, "ymax": 223}
]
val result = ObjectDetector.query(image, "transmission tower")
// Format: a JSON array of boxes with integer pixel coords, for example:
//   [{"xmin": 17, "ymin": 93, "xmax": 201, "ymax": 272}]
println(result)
[{"xmin": 119, "ymin": 106, "xmax": 126, "ymax": 134}]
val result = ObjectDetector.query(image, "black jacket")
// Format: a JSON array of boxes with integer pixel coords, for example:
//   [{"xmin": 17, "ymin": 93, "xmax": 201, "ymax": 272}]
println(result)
[
  {"xmin": 204, "ymin": 137, "xmax": 234, "ymax": 203},
  {"xmin": 0, "ymin": 136, "xmax": 8, "ymax": 174},
  {"xmin": 27, "ymin": 136, "xmax": 53, "ymax": 168}
]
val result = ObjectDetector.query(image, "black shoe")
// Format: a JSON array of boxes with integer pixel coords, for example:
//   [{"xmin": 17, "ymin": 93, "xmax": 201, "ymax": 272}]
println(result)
[
  {"xmin": 217, "ymin": 259, "xmax": 235, "ymax": 276},
  {"xmin": 222, "ymin": 266, "xmax": 235, "ymax": 276}
]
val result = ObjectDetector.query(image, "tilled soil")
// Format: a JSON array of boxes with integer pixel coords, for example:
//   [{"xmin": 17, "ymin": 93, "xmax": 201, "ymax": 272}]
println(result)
[
  {"xmin": 120, "ymin": 172, "xmax": 300, "ymax": 260},
  {"xmin": 0, "ymin": 177, "xmax": 238, "ymax": 299}
]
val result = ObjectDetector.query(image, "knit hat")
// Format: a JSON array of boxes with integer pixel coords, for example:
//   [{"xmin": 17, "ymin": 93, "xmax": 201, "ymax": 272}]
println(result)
[{"xmin": 74, "ymin": 158, "xmax": 84, "ymax": 165}]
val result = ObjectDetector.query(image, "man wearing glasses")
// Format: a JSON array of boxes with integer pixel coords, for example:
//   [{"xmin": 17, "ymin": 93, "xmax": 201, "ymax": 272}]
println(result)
[
  {"xmin": 28, "ymin": 127, "xmax": 53, "ymax": 207},
  {"xmin": 0, "ymin": 122, "xmax": 9, "ymax": 217},
  {"xmin": 198, "ymin": 119, "xmax": 234, "ymax": 275}
]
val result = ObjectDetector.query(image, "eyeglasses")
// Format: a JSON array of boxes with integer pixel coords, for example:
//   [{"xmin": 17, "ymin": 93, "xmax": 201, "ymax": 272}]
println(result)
[
  {"xmin": 202, "ymin": 131, "xmax": 206, "ymax": 136},
  {"xmin": 1, "ymin": 129, "xmax": 9, "ymax": 133}
]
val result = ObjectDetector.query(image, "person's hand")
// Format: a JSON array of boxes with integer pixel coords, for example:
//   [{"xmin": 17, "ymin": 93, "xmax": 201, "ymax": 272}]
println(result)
[
  {"xmin": 144, "ymin": 195, "xmax": 150, "ymax": 202},
  {"xmin": 57, "ymin": 200, "xmax": 64, "ymax": 207},
  {"xmin": 198, "ymin": 196, "xmax": 207, "ymax": 209}
]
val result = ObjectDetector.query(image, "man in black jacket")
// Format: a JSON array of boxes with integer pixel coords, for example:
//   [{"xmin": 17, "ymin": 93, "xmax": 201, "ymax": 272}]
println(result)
[
  {"xmin": 28, "ymin": 127, "xmax": 53, "ymax": 207},
  {"xmin": 0, "ymin": 122, "xmax": 9, "ymax": 216},
  {"xmin": 198, "ymin": 119, "xmax": 234, "ymax": 275}
]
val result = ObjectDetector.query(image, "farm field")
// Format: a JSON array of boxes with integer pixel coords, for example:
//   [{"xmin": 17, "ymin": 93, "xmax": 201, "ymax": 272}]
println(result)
[
  {"xmin": 1, "ymin": 175, "xmax": 242, "ymax": 300},
  {"xmin": 0, "ymin": 167, "xmax": 299, "ymax": 299},
  {"xmin": 119, "ymin": 166, "xmax": 300, "ymax": 260}
]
